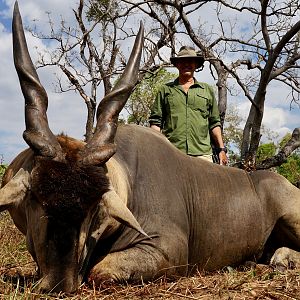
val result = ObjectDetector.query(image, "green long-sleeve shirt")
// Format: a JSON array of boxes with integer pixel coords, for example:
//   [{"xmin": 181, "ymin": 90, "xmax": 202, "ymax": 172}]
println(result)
[{"xmin": 149, "ymin": 78, "xmax": 221, "ymax": 155}]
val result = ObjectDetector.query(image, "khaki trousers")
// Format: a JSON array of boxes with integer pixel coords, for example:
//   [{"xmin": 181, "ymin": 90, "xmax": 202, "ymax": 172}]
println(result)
[{"xmin": 197, "ymin": 154, "xmax": 213, "ymax": 163}]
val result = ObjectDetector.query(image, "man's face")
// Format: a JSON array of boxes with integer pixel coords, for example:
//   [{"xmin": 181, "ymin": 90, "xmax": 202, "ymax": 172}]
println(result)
[{"xmin": 175, "ymin": 58, "xmax": 197, "ymax": 76}]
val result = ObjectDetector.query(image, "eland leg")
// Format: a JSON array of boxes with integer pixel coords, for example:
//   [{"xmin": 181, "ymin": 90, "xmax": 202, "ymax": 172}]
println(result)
[
  {"xmin": 270, "ymin": 247, "xmax": 300, "ymax": 271},
  {"xmin": 252, "ymin": 172, "xmax": 300, "ymax": 269},
  {"xmin": 88, "ymin": 238, "xmax": 188, "ymax": 285},
  {"xmin": 268, "ymin": 199, "xmax": 300, "ymax": 271},
  {"xmin": 268, "ymin": 210, "xmax": 300, "ymax": 270}
]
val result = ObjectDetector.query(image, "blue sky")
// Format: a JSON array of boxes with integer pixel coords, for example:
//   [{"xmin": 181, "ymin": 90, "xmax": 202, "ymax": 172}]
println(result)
[
  {"xmin": 0, "ymin": 0, "xmax": 299, "ymax": 164},
  {"xmin": 0, "ymin": 1, "xmax": 10, "ymax": 28},
  {"xmin": 0, "ymin": 0, "xmax": 87, "ymax": 163}
]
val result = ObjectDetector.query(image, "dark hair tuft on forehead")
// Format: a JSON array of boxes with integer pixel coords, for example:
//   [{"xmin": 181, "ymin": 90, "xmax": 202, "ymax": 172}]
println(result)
[{"xmin": 31, "ymin": 158, "xmax": 110, "ymax": 223}]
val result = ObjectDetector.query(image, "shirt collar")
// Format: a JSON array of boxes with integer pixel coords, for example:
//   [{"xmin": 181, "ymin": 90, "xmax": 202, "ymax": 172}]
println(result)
[{"xmin": 171, "ymin": 77, "xmax": 204, "ymax": 89}]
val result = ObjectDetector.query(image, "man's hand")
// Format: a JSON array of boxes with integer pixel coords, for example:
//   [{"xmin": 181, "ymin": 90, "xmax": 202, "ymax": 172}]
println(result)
[
  {"xmin": 219, "ymin": 150, "xmax": 228, "ymax": 166},
  {"xmin": 211, "ymin": 126, "xmax": 228, "ymax": 166},
  {"xmin": 150, "ymin": 124, "xmax": 161, "ymax": 132}
]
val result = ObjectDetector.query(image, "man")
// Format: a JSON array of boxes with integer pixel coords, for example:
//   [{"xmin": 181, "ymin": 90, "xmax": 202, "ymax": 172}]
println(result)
[{"xmin": 149, "ymin": 46, "xmax": 228, "ymax": 165}]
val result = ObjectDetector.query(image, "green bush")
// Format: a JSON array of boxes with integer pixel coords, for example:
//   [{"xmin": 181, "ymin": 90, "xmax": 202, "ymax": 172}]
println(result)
[
  {"xmin": 0, "ymin": 164, "xmax": 7, "ymax": 183},
  {"xmin": 277, "ymin": 154, "xmax": 300, "ymax": 186}
]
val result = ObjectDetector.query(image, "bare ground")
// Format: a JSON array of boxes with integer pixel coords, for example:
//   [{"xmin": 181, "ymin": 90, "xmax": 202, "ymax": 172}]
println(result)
[{"xmin": 1, "ymin": 211, "xmax": 300, "ymax": 299}]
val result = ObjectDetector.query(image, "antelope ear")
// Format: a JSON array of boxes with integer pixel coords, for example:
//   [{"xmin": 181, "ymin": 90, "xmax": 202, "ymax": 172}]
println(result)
[
  {"xmin": 0, "ymin": 168, "xmax": 30, "ymax": 212},
  {"xmin": 103, "ymin": 190, "xmax": 149, "ymax": 238}
]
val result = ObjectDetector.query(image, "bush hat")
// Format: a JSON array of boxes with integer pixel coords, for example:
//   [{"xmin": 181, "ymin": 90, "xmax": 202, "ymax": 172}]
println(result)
[{"xmin": 170, "ymin": 46, "xmax": 204, "ymax": 68}]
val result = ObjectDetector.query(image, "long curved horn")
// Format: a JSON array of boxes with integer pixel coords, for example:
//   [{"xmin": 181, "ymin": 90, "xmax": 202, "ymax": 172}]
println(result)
[
  {"xmin": 13, "ymin": 2, "xmax": 64, "ymax": 161},
  {"xmin": 78, "ymin": 23, "xmax": 144, "ymax": 165}
]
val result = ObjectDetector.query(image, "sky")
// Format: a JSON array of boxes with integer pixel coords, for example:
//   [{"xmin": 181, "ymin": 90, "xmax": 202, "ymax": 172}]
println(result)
[
  {"xmin": 0, "ymin": 0, "xmax": 87, "ymax": 163},
  {"xmin": 0, "ymin": 0, "xmax": 299, "ymax": 163}
]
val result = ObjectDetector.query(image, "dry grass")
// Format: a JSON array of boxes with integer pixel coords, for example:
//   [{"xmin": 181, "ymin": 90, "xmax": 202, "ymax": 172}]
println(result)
[{"xmin": 1, "ymin": 211, "xmax": 300, "ymax": 299}]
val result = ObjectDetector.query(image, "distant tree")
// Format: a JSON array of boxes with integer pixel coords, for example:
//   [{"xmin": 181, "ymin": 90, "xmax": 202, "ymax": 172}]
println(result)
[
  {"xmin": 254, "ymin": 133, "xmax": 300, "ymax": 186},
  {"xmin": 0, "ymin": 155, "xmax": 7, "ymax": 183},
  {"xmin": 280, "ymin": 134, "xmax": 300, "ymax": 185},
  {"xmin": 257, "ymin": 128, "xmax": 300, "ymax": 169},
  {"xmin": 256, "ymin": 143, "xmax": 276, "ymax": 164},
  {"xmin": 223, "ymin": 104, "xmax": 278, "ymax": 166},
  {"xmin": 279, "ymin": 133, "xmax": 291, "ymax": 146},
  {"xmin": 223, "ymin": 105, "xmax": 243, "ymax": 164},
  {"xmin": 277, "ymin": 154, "xmax": 300, "ymax": 186},
  {"xmin": 125, "ymin": 69, "xmax": 176, "ymax": 125},
  {"xmin": 0, "ymin": 165, "xmax": 6, "ymax": 180}
]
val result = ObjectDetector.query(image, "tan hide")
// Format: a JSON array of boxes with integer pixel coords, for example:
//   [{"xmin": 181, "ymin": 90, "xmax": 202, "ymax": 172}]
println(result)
[{"xmin": 0, "ymin": 168, "xmax": 30, "ymax": 211}]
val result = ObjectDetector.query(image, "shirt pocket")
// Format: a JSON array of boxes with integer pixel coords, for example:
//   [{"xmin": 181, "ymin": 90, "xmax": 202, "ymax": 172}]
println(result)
[
  {"xmin": 191, "ymin": 94, "xmax": 209, "ymax": 118},
  {"xmin": 166, "ymin": 92, "xmax": 183, "ymax": 113}
]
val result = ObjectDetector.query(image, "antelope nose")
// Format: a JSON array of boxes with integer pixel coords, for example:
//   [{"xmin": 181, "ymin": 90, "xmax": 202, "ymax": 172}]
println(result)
[{"xmin": 37, "ymin": 276, "xmax": 77, "ymax": 294}]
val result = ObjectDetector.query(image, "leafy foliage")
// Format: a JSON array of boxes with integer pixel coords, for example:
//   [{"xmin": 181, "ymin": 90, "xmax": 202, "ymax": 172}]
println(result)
[
  {"xmin": 223, "ymin": 105, "xmax": 278, "ymax": 166},
  {"xmin": 0, "ymin": 165, "xmax": 6, "ymax": 180},
  {"xmin": 223, "ymin": 105, "xmax": 244, "ymax": 164},
  {"xmin": 276, "ymin": 132, "xmax": 300, "ymax": 185},
  {"xmin": 0, "ymin": 154, "xmax": 7, "ymax": 183},
  {"xmin": 256, "ymin": 143, "xmax": 276, "ymax": 164},
  {"xmin": 255, "ymin": 134, "xmax": 300, "ymax": 186},
  {"xmin": 277, "ymin": 154, "xmax": 300, "ymax": 186},
  {"xmin": 278, "ymin": 133, "xmax": 292, "ymax": 149},
  {"xmin": 86, "ymin": 0, "xmax": 120, "ymax": 22},
  {"xmin": 125, "ymin": 69, "xmax": 176, "ymax": 126}
]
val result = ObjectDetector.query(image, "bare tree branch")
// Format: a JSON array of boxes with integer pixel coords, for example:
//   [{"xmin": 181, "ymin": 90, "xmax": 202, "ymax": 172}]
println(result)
[{"xmin": 257, "ymin": 128, "xmax": 300, "ymax": 169}]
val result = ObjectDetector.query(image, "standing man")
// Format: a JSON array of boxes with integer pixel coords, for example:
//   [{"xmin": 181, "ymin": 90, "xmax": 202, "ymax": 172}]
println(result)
[{"xmin": 149, "ymin": 46, "xmax": 228, "ymax": 165}]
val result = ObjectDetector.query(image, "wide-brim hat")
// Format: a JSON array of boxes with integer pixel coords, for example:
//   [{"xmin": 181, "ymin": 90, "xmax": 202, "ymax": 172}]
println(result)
[{"xmin": 170, "ymin": 46, "xmax": 204, "ymax": 69}]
